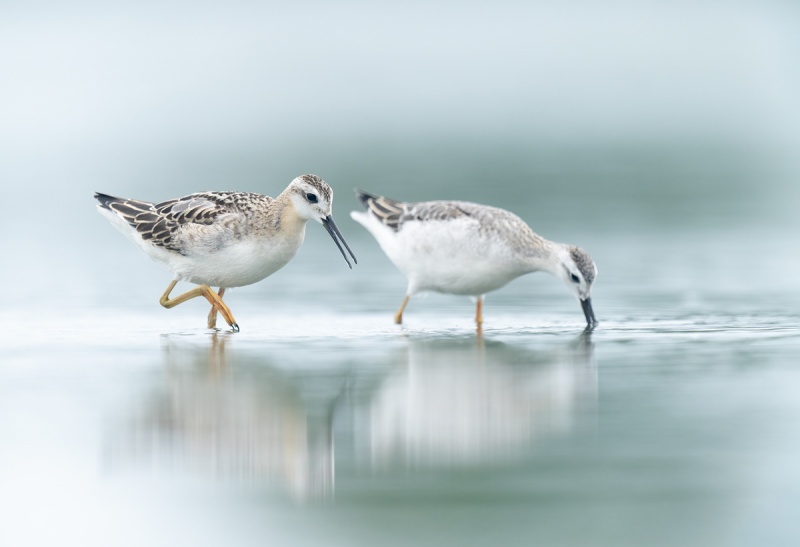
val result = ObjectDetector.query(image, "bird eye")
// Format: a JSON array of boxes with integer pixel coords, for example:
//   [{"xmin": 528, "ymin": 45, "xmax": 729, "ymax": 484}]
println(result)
[
  {"xmin": 306, "ymin": 193, "xmax": 318, "ymax": 203},
  {"xmin": 570, "ymin": 273, "xmax": 580, "ymax": 284}
]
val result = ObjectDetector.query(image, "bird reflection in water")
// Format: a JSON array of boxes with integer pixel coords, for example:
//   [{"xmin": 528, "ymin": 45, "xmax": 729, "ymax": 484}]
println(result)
[
  {"xmin": 114, "ymin": 333, "xmax": 347, "ymax": 502},
  {"xmin": 112, "ymin": 331, "xmax": 595, "ymax": 501},
  {"xmin": 365, "ymin": 333, "xmax": 596, "ymax": 468}
]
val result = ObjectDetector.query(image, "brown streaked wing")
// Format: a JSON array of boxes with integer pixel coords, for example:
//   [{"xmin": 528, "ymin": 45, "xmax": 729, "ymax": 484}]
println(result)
[
  {"xmin": 357, "ymin": 190, "xmax": 476, "ymax": 233},
  {"xmin": 142, "ymin": 193, "xmax": 234, "ymax": 252},
  {"xmin": 408, "ymin": 201, "xmax": 474, "ymax": 224},
  {"xmin": 104, "ymin": 193, "xmax": 233, "ymax": 254},
  {"xmin": 357, "ymin": 192, "xmax": 411, "ymax": 232},
  {"xmin": 107, "ymin": 199, "xmax": 153, "ymax": 226}
]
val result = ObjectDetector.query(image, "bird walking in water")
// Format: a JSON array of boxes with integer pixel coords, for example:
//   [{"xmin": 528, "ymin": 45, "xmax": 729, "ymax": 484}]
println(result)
[
  {"xmin": 350, "ymin": 190, "xmax": 597, "ymax": 329},
  {"xmin": 95, "ymin": 174, "xmax": 356, "ymax": 331}
]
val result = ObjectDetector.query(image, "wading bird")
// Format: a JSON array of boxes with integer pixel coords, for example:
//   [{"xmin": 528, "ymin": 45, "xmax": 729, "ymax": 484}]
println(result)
[
  {"xmin": 95, "ymin": 174, "xmax": 356, "ymax": 331},
  {"xmin": 351, "ymin": 190, "xmax": 596, "ymax": 330}
]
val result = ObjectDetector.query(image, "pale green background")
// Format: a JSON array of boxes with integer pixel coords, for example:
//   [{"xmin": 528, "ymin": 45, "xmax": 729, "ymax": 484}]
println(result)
[{"xmin": 1, "ymin": 2, "xmax": 799, "ymax": 546}]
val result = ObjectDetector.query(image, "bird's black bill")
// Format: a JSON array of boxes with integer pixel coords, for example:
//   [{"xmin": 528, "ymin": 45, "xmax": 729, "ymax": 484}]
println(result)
[
  {"xmin": 581, "ymin": 297, "xmax": 598, "ymax": 328},
  {"xmin": 323, "ymin": 215, "xmax": 357, "ymax": 269}
]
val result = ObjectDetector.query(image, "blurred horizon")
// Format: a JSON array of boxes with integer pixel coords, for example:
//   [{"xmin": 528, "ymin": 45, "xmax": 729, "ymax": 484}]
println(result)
[
  {"xmin": 1, "ymin": 0, "xmax": 798, "ymax": 307},
  {"xmin": 2, "ymin": 4, "xmax": 800, "ymax": 547}
]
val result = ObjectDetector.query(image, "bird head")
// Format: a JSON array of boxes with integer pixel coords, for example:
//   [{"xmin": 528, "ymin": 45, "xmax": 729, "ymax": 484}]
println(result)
[
  {"xmin": 288, "ymin": 174, "xmax": 357, "ymax": 268},
  {"xmin": 288, "ymin": 174, "xmax": 334, "ymax": 222},
  {"xmin": 556, "ymin": 245, "xmax": 598, "ymax": 327}
]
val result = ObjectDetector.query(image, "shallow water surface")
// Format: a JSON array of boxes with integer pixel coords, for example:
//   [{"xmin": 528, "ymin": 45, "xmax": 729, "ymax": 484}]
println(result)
[
  {"xmin": 1, "ymin": 288, "xmax": 798, "ymax": 547},
  {"xmin": 3, "ymin": 1, "xmax": 800, "ymax": 544}
]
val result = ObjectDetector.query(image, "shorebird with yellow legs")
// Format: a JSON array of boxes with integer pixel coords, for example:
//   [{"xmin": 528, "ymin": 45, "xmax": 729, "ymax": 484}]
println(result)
[
  {"xmin": 351, "ymin": 190, "xmax": 597, "ymax": 330},
  {"xmin": 95, "ymin": 174, "xmax": 356, "ymax": 331}
]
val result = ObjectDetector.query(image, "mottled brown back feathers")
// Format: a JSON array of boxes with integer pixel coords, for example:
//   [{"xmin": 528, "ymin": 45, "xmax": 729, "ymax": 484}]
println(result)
[{"xmin": 95, "ymin": 191, "xmax": 270, "ymax": 254}]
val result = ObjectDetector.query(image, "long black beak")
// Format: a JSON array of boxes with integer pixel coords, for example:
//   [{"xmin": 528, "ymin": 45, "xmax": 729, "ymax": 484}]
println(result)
[
  {"xmin": 581, "ymin": 297, "xmax": 598, "ymax": 328},
  {"xmin": 322, "ymin": 215, "xmax": 357, "ymax": 269}
]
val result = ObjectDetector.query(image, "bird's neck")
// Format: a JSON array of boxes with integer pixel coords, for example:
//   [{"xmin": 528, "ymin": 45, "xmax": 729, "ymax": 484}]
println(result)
[
  {"xmin": 277, "ymin": 198, "xmax": 309, "ymax": 235},
  {"xmin": 250, "ymin": 194, "xmax": 307, "ymax": 242},
  {"xmin": 522, "ymin": 239, "xmax": 563, "ymax": 275}
]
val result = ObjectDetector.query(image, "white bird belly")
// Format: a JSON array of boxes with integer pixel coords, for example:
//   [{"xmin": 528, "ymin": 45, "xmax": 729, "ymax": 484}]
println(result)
[
  {"xmin": 355, "ymin": 213, "xmax": 525, "ymax": 296},
  {"xmin": 174, "ymin": 236, "xmax": 301, "ymax": 287}
]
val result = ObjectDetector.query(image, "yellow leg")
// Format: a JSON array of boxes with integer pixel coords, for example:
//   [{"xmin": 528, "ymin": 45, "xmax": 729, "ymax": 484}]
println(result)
[
  {"xmin": 394, "ymin": 295, "xmax": 410, "ymax": 324},
  {"xmin": 159, "ymin": 280, "xmax": 239, "ymax": 332},
  {"xmin": 475, "ymin": 296, "xmax": 484, "ymax": 328},
  {"xmin": 206, "ymin": 287, "xmax": 226, "ymax": 329}
]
